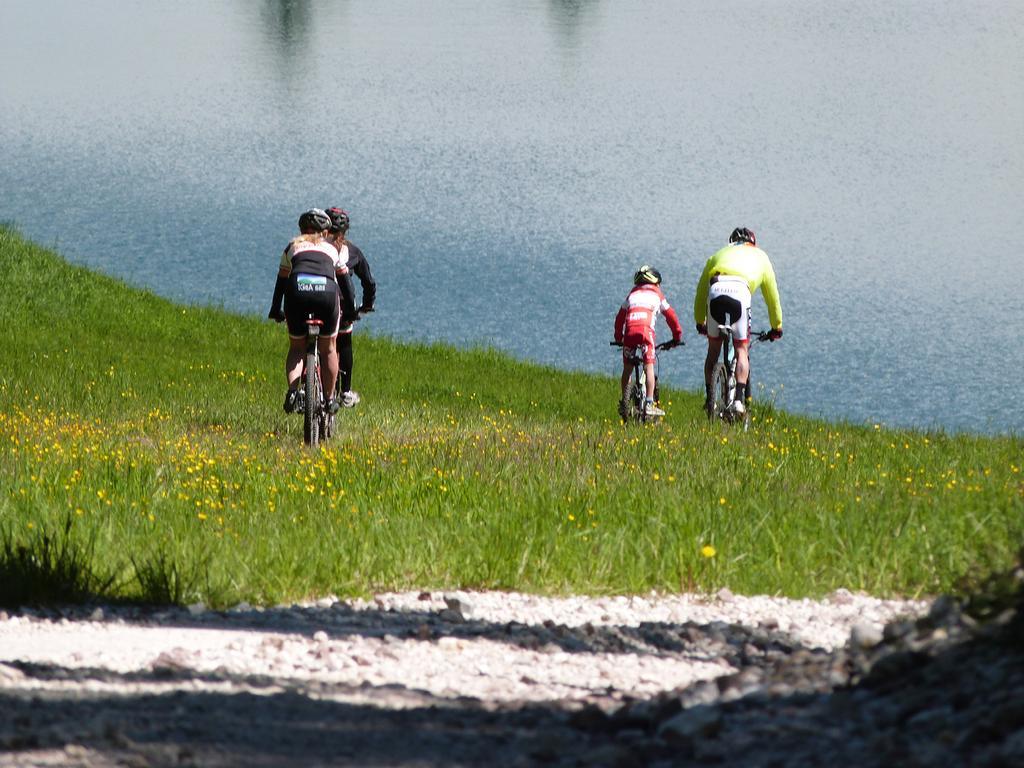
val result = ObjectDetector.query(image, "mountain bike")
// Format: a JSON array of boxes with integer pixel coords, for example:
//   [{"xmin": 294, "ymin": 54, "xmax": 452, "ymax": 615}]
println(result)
[
  {"xmin": 611, "ymin": 340, "xmax": 681, "ymax": 424},
  {"xmin": 300, "ymin": 315, "xmax": 333, "ymax": 448},
  {"xmin": 706, "ymin": 328, "xmax": 771, "ymax": 431}
]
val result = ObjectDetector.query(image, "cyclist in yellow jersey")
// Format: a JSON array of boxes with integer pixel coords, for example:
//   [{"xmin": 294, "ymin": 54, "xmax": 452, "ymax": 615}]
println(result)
[{"xmin": 693, "ymin": 228, "xmax": 783, "ymax": 416}]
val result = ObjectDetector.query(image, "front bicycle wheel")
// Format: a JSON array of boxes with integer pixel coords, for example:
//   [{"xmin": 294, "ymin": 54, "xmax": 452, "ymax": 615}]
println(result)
[
  {"xmin": 708, "ymin": 362, "xmax": 728, "ymax": 422},
  {"xmin": 303, "ymin": 351, "xmax": 321, "ymax": 448}
]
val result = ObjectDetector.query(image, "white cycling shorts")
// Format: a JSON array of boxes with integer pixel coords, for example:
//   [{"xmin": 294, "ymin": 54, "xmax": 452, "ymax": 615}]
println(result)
[{"xmin": 707, "ymin": 276, "xmax": 752, "ymax": 343}]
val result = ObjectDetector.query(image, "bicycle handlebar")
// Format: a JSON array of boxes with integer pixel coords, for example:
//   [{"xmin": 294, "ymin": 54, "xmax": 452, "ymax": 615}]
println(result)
[{"xmin": 609, "ymin": 340, "xmax": 683, "ymax": 350}]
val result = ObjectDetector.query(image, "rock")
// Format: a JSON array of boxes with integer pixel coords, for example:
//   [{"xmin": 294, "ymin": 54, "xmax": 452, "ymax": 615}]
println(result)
[
  {"xmin": 657, "ymin": 705, "xmax": 723, "ymax": 746},
  {"xmin": 716, "ymin": 587, "xmax": 735, "ymax": 603},
  {"xmin": 444, "ymin": 594, "xmax": 473, "ymax": 618},
  {"xmin": 0, "ymin": 663, "xmax": 25, "ymax": 683},
  {"xmin": 439, "ymin": 608, "xmax": 465, "ymax": 623},
  {"xmin": 850, "ymin": 622, "xmax": 883, "ymax": 649},
  {"xmin": 580, "ymin": 744, "xmax": 643, "ymax": 768},
  {"xmin": 569, "ymin": 704, "xmax": 611, "ymax": 731},
  {"xmin": 882, "ymin": 620, "xmax": 914, "ymax": 642},
  {"xmin": 1001, "ymin": 728, "xmax": 1024, "ymax": 762},
  {"xmin": 926, "ymin": 594, "xmax": 959, "ymax": 625},
  {"xmin": 830, "ymin": 588, "xmax": 854, "ymax": 605},
  {"xmin": 186, "ymin": 602, "xmax": 206, "ymax": 616}
]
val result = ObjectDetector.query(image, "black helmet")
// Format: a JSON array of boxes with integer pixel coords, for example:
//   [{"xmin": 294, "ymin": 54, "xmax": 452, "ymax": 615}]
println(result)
[
  {"xmin": 633, "ymin": 265, "xmax": 662, "ymax": 285},
  {"xmin": 729, "ymin": 227, "xmax": 756, "ymax": 246},
  {"xmin": 325, "ymin": 207, "xmax": 350, "ymax": 234},
  {"xmin": 298, "ymin": 208, "xmax": 331, "ymax": 233}
]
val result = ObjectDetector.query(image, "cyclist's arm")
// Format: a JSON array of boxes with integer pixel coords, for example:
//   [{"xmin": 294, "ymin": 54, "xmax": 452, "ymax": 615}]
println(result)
[
  {"xmin": 760, "ymin": 257, "xmax": 783, "ymax": 330},
  {"xmin": 268, "ymin": 247, "xmax": 290, "ymax": 319},
  {"xmin": 337, "ymin": 269, "xmax": 358, "ymax": 321},
  {"xmin": 692, "ymin": 261, "xmax": 713, "ymax": 325},
  {"xmin": 662, "ymin": 304, "xmax": 683, "ymax": 343},
  {"xmin": 613, "ymin": 304, "xmax": 627, "ymax": 343},
  {"xmin": 348, "ymin": 243, "xmax": 376, "ymax": 310}
]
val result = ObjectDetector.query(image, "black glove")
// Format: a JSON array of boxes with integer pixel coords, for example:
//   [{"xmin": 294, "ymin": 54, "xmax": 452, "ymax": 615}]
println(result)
[
  {"xmin": 268, "ymin": 308, "xmax": 285, "ymax": 323},
  {"xmin": 696, "ymin": 323, "xmax": 707, "ymax": 336},
  {"xmin": 768, "ymin": 328, "xmax": 783, "ymax": 341}
]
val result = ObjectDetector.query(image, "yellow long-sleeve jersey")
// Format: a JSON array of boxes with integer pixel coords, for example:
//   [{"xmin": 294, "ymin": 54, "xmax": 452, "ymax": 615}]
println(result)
[{"xmin": 693, "ymin": 243, "xmax": 783, "ymax": 330}]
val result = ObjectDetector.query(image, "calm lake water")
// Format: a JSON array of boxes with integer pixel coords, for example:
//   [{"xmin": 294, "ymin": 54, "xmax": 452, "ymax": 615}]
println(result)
[{"xmin": 2, "ymin": 1, "xmax": 1022, "ymax": 434}]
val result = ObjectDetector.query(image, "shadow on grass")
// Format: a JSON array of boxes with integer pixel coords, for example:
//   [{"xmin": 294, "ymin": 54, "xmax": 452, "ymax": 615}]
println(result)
[
  {"xmin": 0, "ymin": 516, "xmax": 216, "ymax": 609},
  {"xmin": 0, "ymin": 517, "xmax": 119, "ymax": 609}
]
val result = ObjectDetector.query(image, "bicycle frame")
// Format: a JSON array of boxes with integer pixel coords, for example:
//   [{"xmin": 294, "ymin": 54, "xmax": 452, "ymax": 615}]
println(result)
[
  {"xmin": 612, "ymin": 340, "xmax": 679, "ymax": 424},
  {"xmin": 301, "ymin": 316, "xmax": 330, "ymax": 447},
  {"xmin": 708, "ymin": 328, "xmax": 769, "ymax": 430}
]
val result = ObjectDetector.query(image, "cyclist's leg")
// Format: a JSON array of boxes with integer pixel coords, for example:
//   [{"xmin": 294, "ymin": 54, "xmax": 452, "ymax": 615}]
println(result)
[
  {"xmin": 643, "ymin": 362, "xmax": 656, "ymax": 400},
  {"xmin": 621, "ymin": 334, "xmax": 645, "ymax": 401},
  {"xmin": 337, "ymin": 330, "xmax": 354, "ymax": 393},
  {"xmin": 704, "ymin": 338, "xmax": 722, "ymax": 401},
  {"xmin": 732, "ymin": 305, "xmax": 753, "ymax": 401},
  {"xmin": 318, "ymin": 287, "xmax": 342, "ymax": 401},
  {"xmin": 282, "ymin": 283, "xmax": 310, "ymax": 390},
  {"xmin": 706, "ymin": 287, "xmax": 731, "ymax": 401},
  {"xmin": 639, "ymin": 339, "xmax": 656, "ymax": 401},
  {"xmin": 709, "ymin": 279, "xmax": 752, "ymax": 402},
  {"xmin": 286, "ymin": 336, "xmax": 305, "ymax": 389},
  {"xmin": 319, "ymin": 334, "xmax": 339, "ymax": 399}
]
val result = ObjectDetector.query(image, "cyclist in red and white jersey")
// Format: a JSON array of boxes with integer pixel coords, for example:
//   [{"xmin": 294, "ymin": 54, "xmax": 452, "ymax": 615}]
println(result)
[
  {"xmin": 267, "ymin": 208, "xmax": 357, "ymax": 414},
  {"xmin": 614, "ymin": 265, "xmax": 683, "ymax": 418},
  {"xmin": 693, "ymin": 227, "xmax": 783, "ymax": 416}
]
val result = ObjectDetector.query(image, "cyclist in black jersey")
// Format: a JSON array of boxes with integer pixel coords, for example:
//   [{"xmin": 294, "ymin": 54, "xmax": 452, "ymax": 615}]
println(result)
[
  {"xmin": 268, "ymin": 208, "xmax": 356, "ymax": 414},
  {"xmin": 326, "ymin": 207, "xmax": 376, "ymax": 408}
]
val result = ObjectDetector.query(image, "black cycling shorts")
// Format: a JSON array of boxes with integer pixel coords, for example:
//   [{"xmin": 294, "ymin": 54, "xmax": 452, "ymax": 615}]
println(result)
[{"xmin": 284, "ymin": 273, "xmax": 341, "ymax": 338}]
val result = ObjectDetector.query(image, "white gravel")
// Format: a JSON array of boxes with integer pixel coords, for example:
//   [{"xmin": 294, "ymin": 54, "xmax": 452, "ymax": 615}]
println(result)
[{"xmin": 0, "ymin": 589, "xmax": 926, "ymax": 709}]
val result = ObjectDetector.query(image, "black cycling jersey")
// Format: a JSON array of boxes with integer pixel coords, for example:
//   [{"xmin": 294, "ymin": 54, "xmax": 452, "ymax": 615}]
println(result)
[{"xmin": 289, "ymin": 249, "xmax": 337, "ymax": 280}]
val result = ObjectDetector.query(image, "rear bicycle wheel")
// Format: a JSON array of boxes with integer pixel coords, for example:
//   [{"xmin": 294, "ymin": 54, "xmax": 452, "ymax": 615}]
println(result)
[
  {"xmin": 622, "ymin": 364, "xmax": 645, "ymax": 424},
  {"xmin": 709, "ymin": 362, "xmax": 728, "ymax": 422},
  {"xmin": 623, "ymin": 378, "xmax": 641, "ymax": 423},
  {"xmin": 303, "ymin": 350, "xmax": 321, "ymax": 447}
]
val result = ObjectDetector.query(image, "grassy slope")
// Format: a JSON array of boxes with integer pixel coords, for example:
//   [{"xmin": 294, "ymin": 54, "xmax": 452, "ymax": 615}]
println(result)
[{"xmin": 1, "ymin": 227, "xmax": 1021, "ymax": 606}]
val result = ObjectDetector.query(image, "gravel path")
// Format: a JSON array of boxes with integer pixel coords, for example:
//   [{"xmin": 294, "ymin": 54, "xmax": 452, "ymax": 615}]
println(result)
[{"xmin": 1, "ymin": 588, "xmax": 1019, "ymax": 767}]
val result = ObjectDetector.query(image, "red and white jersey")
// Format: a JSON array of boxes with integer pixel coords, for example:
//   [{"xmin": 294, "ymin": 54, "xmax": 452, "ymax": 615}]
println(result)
[{"xmin": 614, "ymin": 284, "xmax": 683, "ymax": 342}]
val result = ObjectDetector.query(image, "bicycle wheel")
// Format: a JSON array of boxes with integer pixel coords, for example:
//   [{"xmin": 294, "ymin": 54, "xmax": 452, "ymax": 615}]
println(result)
[
  {"xmin": 708, "ymin": 362, "xmax": 728, "ymax": 422},
  {"xmin": 623, "ymin": 377, "xmax": 641, "ymax": 423},
  {"xmin": 303, "ymin": 350, "xmax": 321, "ymax": 448}
]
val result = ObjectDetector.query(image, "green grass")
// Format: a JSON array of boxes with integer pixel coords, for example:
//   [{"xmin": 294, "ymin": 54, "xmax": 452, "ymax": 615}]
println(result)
[{"xmin": 1, "ymin": 226, "xmax": 1021, "ymax": 607}]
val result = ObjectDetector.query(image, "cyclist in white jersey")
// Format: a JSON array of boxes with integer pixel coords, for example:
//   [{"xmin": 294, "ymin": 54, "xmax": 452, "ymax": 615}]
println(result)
[{"xmin": 325, "ymin": 207, "xmax": 375, "ymax": 409}]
